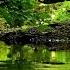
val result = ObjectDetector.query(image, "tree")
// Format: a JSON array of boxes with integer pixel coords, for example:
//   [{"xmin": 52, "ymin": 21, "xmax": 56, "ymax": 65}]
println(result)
[{"xmin": 0, "ymin": 0, "xmax": 36, "ymax": 27}]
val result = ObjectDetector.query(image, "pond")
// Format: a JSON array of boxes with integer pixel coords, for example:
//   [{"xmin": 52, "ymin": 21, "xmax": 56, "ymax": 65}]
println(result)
[{"xmin": 0, "ymin": 41, "xmax": 70, "ymax": 64}]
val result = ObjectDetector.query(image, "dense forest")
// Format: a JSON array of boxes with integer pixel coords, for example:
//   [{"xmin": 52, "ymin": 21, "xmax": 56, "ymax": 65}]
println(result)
[{"xmin": 0, "ymin": 0, "xmax": 70, "ymax": 70}]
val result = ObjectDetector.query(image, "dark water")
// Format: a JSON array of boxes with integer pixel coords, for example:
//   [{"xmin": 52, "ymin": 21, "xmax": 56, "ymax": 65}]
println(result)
[{"xmin": 0, "ymin": 61, "xmax": 35, "ymax": 70}]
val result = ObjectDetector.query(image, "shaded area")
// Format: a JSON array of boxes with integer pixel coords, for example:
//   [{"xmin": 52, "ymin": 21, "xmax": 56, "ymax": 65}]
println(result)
[
  {"xmin": 0, "ymin": 22, "xmax": 70, "ymax": 50},
  {"xmin": 38, "ymin": 0, "xmax": 70, "ymax": 4}
]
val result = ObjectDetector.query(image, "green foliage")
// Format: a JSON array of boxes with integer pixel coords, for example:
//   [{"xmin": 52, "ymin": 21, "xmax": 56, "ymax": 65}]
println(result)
[
  {"xmin": 50, "ymin": 1, "xmax": 70, "ymax": 22},
  {"xmin": 22, "ymin": 45, "xmax": 50, "ymax": 62},
  {"xmin": 0, "ymin": 41, "xmax": 10, "ymax": 60},
  {"xmin": 0, "ymin": 18, "xmax": 6, "ymax": 31},
  {"xmin": 0, "ymin": 0, "xmax": 70, "ymax": 27},
  {"xmin": 0, "ymin": 0, "xmax": 36, "ymax": 27}
]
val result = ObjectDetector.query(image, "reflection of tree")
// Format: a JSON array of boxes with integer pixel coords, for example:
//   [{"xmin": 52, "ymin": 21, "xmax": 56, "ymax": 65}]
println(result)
[{"xmin": 7, "ymin": 44, "xmax": 36, "ymax": 70}]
